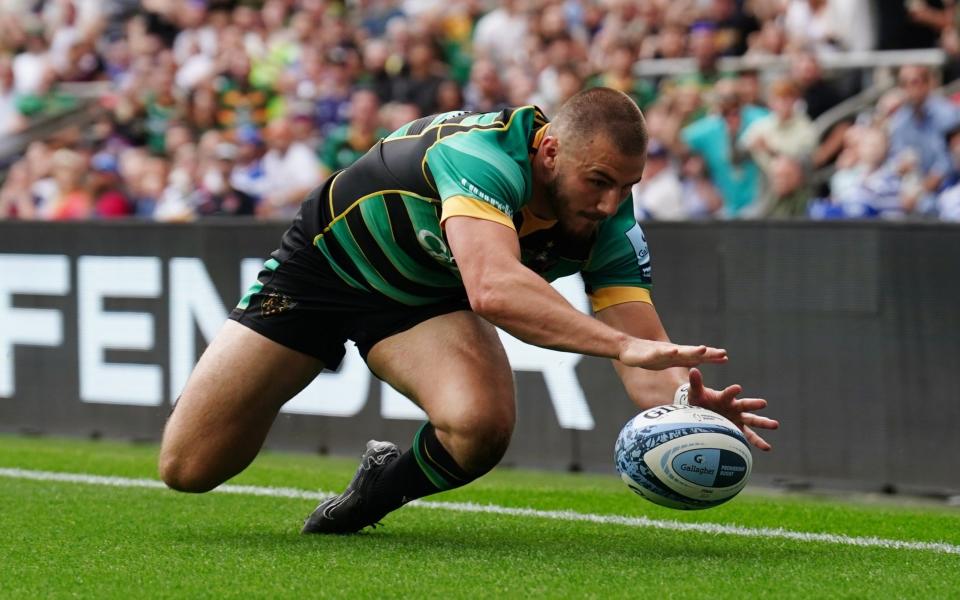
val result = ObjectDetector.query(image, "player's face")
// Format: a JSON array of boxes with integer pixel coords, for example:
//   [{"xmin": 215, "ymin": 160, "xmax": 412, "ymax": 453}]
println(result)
[{"xmin": 549, "ymin": 135, "xmax": 646, "ymax": 238}]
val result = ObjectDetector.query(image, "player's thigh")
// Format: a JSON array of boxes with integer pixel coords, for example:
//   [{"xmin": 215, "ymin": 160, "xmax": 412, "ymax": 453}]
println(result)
[
  {"xmin": 366, "ymin": 310, "xmax": 516, "ymax": 437},
  {"xmin": 160, "ymin": 320, "xmax": 324, "ymax": 489}
]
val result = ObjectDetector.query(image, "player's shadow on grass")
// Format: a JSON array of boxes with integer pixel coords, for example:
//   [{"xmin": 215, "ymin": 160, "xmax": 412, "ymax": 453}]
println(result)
[{"xmin": 268, "ymin": 517, "xmax": 779, "ymax": 560}]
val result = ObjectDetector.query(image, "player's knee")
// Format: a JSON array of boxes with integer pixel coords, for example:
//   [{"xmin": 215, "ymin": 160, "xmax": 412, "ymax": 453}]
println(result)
[
  {"xmin": 472, "ymin": 425, "xmax": 512, "ymax": 475},
  {"xmin": 158, "ymin": 448, "xmax": 218, "ymax": 493},
  {"xmin": 450, "ymin": 410, "xmax": 515, "ymax": 475}
]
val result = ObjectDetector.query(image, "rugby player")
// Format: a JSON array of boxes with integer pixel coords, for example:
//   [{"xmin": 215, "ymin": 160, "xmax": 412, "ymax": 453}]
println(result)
[{"xmin": 158, "ymin": 88, "xmax": 779, "ymax": 533}]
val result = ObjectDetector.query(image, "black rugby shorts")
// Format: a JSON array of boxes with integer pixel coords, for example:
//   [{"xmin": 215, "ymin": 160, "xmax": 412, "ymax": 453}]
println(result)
[{"xmin": 228, "ymin": 203, "xmax": 469, "ymax": 370}]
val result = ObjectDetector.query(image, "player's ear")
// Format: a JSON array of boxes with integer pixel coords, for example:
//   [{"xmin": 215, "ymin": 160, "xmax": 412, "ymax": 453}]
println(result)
[{"xmin": 540, "ymin": 136, "xmax": 560, "ymax": 169}]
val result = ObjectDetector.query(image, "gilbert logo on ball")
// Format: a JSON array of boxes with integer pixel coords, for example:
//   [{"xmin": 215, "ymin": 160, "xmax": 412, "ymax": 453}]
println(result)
[{"xmin": 615, "ymin": 404, "xmax": 752, "ymax": 510}]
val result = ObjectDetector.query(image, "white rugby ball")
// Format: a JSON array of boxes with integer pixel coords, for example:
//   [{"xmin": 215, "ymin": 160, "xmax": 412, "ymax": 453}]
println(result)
[{"xmin": 615, "ymin": 404, "xmax": 752, "ymax": 510}]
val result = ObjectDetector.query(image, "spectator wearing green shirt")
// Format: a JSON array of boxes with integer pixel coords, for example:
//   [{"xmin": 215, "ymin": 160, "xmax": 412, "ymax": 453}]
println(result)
[
  {"xmin": 321, "ymin": 88, "xmax": 389, "ymax": 173},
  {"xmin": 681, "ymin": 80, "xmax": 769, "ymax": 217}
]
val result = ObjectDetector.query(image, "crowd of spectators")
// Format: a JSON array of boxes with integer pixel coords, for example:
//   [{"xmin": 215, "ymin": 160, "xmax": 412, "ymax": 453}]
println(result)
[{"xmin": 2, "ymin": 0, "xmax": 960, "ymax": 222}]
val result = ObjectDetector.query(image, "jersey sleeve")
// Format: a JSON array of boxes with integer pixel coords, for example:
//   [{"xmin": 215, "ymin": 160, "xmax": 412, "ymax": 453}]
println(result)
[
  {"xmin": 426, "ymin": 132, "xmax": 527, "ymax": 231},
  {"xmin": 581, "ymin": 201, "xmax": 653, "ymax": 312}
]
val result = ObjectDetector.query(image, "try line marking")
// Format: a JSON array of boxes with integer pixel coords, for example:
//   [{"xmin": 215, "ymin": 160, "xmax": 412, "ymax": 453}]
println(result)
[{"xmin": 2, "ymin": 467, "xmax": 959, "ymax": 556}]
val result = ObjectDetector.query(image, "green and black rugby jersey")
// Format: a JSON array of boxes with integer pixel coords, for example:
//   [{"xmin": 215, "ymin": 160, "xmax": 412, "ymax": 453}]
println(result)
[{"xmin": 304, "ymin": 105, "xmax": 653, "ymax": 311}]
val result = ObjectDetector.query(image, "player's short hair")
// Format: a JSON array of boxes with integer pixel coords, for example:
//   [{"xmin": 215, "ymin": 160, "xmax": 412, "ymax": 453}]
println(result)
[{"xmin": 551, "ymin": 87, "xmax": 648, "ymax": 156}]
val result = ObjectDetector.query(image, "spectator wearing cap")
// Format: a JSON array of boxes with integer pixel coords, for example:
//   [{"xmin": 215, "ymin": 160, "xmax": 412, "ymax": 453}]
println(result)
[
  {"xmin": 632, "ymin": 140, "xmax": 685, "ymax": 221},
  {"xmin": 89, "ymin": 152, "xmax": 133, "ymax": 218},
  {"xmin": 741, "ymin": 78, "xmax": 817, "ymax": 181},
  {"xmin": 888, "ymin": 64, "xmax": 960, "ymax": 208},
  {"xmin": 229, "ymin": 125, "xmax": 268, "ymax": 203},
  {"xmin": 681, "ymin": 79, "xmax": 769, "ymax": 217}
]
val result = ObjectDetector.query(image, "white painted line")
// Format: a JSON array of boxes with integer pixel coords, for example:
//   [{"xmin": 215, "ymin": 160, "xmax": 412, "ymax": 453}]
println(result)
[{"xmin": 2, "ymin": 467, "xmax": 959, "ymax": 555}]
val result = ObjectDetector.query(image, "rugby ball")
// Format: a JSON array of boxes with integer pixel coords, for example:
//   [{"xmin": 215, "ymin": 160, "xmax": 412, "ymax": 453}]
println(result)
[{"xmin": 615, "ymin": 404, "xmax": 752, "ymax": 510}]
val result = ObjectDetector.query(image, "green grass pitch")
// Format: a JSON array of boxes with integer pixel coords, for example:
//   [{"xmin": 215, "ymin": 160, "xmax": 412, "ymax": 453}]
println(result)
[{"xmin": 1, "ymin": 434, "xmax": 959, "ymax": 598}]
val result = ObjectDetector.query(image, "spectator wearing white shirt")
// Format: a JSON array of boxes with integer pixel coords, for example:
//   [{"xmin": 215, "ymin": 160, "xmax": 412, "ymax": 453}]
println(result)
[
  {"xmin": 472, "ymin": 0, "xmax": 530, "ymax": 68},
  {"xmin": 936, "ymin": 183, "xmax": 960, "ymax": 220},
  {"xmin": 633, "ymin": 141, "xmax": 686, "ymax": 221},
  {"xmin": 784, "ymin": 0, "xmax": 844, "ymax": 53},
  {"xmin": 0, "ymin": 54, "xmax": 26, "ymax": 135},
  {"xmin": 833, "ymin": 126, "xmax": 922, "ymax": 218},
  {"xmin": 12, "ymin": 25, "xmax": 53, "ymax": 95},
  {"xmin": 259, "ymin": 117, "xmax": 323, "ymax": 219}
]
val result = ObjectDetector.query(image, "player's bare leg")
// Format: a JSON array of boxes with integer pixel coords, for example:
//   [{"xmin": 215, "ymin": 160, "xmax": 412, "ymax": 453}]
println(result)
[
  {"xmin": 159, "ymin": 320, "xmax": 325, "ymax": 492},
  {"xmin": 367, "ymin": 310, "xmax": 516, "ymax": 473},
  {"xmin": 302, "ymin": 310, "xmax": 515, "ymax": 534}
]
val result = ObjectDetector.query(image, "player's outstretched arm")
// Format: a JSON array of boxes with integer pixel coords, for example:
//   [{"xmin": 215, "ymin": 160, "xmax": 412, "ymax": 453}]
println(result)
[
  {"xmin": 597, "ymin": 301, "xmax": 778, "ymax": 451},
  {"xmin": 445, "ymin": 216, "xmax": 727, "ymax": 370}
]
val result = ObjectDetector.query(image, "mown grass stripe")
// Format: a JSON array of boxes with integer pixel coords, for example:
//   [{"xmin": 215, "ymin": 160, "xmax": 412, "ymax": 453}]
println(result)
[{"xmin": 2, "ymin": 467, "xmax": 959, "ymax": 555}]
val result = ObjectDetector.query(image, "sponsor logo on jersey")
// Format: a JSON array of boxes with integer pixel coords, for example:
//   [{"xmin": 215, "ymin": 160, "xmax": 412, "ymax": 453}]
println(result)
[
  {"xmin": 460, "ymin": 178, "xmax": 509, "ymax": 214},
  {"xmin": 417, "ymin": 229, "xmax": 455, "ymax": 265}
]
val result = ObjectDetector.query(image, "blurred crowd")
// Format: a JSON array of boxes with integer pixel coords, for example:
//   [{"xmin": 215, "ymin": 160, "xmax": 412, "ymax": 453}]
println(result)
[{"xmin": 2, "ymin": 0, "xmax": 960, "ymax": 222}]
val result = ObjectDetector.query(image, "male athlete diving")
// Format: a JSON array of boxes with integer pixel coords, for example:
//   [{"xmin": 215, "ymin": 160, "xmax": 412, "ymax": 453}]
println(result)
[{"xmin": 158, "ymin": 88, "xmax": 778, "ymax": 533}]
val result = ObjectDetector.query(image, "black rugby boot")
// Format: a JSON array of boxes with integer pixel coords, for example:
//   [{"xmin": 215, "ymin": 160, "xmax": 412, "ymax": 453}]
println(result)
[{"xmin": 301, "ymin": 440, "xmax": 401, "ymax": 534}]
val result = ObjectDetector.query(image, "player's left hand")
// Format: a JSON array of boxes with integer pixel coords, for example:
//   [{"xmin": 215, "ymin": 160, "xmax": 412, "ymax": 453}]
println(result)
[{"xmin": 686, "ymin": 368, "xmax": 779, "ymax": 452}]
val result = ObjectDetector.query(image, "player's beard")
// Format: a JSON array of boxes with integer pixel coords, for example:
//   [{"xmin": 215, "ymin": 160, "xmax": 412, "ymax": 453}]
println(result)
[{"xmin": 546, "ymin": 173, "xmax": 602, "ymax": 242}]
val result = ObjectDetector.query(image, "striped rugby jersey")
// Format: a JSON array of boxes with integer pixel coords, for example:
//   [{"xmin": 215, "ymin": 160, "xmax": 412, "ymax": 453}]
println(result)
[{"xmin": 309, "ymin": 105, "xmax": 653, "ymax": 311}]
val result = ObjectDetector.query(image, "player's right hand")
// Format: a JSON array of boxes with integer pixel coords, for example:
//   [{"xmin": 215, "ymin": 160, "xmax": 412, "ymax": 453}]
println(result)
[{"xmin": 618, "ymin": 339, "xmax": 728, "ymax": 371}]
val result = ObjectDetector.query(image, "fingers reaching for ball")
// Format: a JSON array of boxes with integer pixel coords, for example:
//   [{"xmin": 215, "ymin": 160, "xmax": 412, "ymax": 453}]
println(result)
[{"xmin": 685, "ymin": 369, "xmax": 778, "ymax": 451}]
